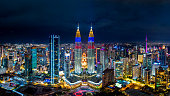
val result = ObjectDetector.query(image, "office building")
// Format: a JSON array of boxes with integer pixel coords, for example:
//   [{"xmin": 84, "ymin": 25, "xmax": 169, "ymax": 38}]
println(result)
[
  {"xmin": 64, "ymin": 49, "xmax": 70, "ymax": 78},
  {"xmin": 102, "ymin": 68, "xmax": 114, "ymax": 87},
  {"xmin": 31, "ymin": 47, "xmax": 37, "ymax": 70},
  {"xmin": 87, "ymin": 26, "xmax": 95, "ymax": 74},
  {"xmin": 50, "ymin": 35, "xmax": 60, "ymax": 84},
  {"xmin": 114, "ymin": 61, "xmax": 123, "ymax": 79},
  {"xmin": 74, "ymin": 25, "xmax": 82, "ymax": 74}
]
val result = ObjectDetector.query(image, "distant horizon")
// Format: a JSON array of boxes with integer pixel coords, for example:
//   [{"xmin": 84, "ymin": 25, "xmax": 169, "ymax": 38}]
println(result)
[{"xmin": 1, "ymin": 40, "xmax": 170, "ymax": 45}]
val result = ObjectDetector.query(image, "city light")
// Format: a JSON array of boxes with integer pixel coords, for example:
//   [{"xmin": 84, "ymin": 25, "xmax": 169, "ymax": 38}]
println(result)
[{"xmin": 0, "ymin": 1, "xmax": 170, "ymax": 95}]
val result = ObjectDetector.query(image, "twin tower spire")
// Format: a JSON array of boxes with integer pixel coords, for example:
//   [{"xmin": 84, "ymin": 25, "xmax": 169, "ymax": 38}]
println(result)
[
  {"xmin": 75, "ymin": 24, "xmax": 94, "ymax": 43},
  {"xmin": 75, "ymin": 23, "xmax": 95, "ymax": 74}
]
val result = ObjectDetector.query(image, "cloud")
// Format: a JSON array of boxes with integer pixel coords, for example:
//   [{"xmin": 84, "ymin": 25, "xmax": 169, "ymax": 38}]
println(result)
[{"xmin": 0, "ymin": 0, "xmax": 170, "ymax": 43}]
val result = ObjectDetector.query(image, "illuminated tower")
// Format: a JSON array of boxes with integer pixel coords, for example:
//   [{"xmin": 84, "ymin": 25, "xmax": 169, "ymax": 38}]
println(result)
[
  {"xmin": 146, "ymin": 34, "xmax": 147, "ymax": 53},
  {"xmin": 160, "ymin": 45, "xmax": 166, "ymax": 66},
  {"xmin": 25, "ymin": 54, "xmax": 32, "ymax": 79},
  {"xmin": 64, "ymin": 49, "xmax": 70, "ymax": 78},
  {"xmin": 31, "ymin": 47, "xmax": 37, "ymax": 70},
  {"xmin": 96, "ymin": 48, "xmax": 100, "ymax": 65},
  {"xmin": 74, "ymin": 24, "xmax": 82, "ymax": 74},
  {"xmin": 87, "ymin": 26, "xmax": 95, "ymax": 73},
  {"xmin": 60, "ymin": 47, "xmax": 65, "ymax": 71},
  {"xmin": 0, "ymin": 46, "xmax": 4, "ymax": 68},
  {"xmin": 50, "ymin": 35, "xmax": 60, "ymax": 84}
]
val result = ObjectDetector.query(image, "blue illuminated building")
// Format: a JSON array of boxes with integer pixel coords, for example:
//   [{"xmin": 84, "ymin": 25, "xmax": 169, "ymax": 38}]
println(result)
[
  {"xmin": 2, "ymin": 57, "xmax": 8, "ymax": 69},
  {"xmin": 50, "ymin": 35, "xmax": 60, "ymax": 84},
  {"xmin": 60, "ymin": 47, "xmax": 65, "ymax": 71},
  {"xmin": 31, "ymin": 47, "xmax": 37, "ymax": 70}
]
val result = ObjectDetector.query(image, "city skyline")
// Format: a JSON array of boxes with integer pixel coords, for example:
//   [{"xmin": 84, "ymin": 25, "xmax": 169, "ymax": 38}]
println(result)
[
  {"xmin": 0, "ymin": 32, "xmax": 170, "ymax": 95},
  {"xmin": 0, "ymin": 0, "xmax": 170, "ymax": 96}
]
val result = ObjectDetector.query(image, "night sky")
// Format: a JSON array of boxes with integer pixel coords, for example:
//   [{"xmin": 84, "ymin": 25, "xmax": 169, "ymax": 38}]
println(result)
[{"xmin": 0, "ymin": 0, "xmax": 170, "ymax": 44}]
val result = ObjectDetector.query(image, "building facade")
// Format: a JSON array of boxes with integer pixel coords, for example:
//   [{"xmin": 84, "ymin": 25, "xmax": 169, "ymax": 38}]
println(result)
[
  {"xmin": 87, "ymin": 27, "xmax": 95, "ymax": 73},
  {"xmin": 74, "ymin": 26, "xmax": 82, "ymax": 74},
  {"xmin": 50, "ymin": 35, "xmax": 60, "ymax": 84}
]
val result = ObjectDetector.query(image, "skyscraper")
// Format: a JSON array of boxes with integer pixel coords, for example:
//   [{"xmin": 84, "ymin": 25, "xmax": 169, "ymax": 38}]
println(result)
[
  {"xmin": 64, "ymin": 49, "xmax": 70, "ymax": 78},
  {"xmin": 2, "ymin": 57, "xmax": 8, "ymax": 69},
  {"xmin": 87, "ymin": 26, "xmax": 95, "ymax": 73},
  {"xmin": 100, "ymin": 47, "xmax": 105, "ymax": 71},
  {"xmin": 100, "ymin": 45, "xmax": 109, "ymax": 71},
  {"xmin": 50, "ymin": 35, "xmax": 60, "ymax": 84},
  {"xmin": 160, "ymin": 45, "xmax": 166, "ymax": 66},
  {"xmin": 25, "ymin": 54, "xmax": 32, "ymax": 79},
  {"xmin": 31, "ymin": 47, "xmax": 37, "ymax": 70},
  {"xmin": 102, "ymin": 68, "xmax": 114, "ymax": 87},
  {"xmin": 60, "ymin": 47, "xmax": 65, "ymax": 71},
  {"xmin": 96, "ymin": 48, "xmax": 100, "ymax": 65},
  {"xmin": 132, "ymin": 64, "xmax": 140, "ymax": 80},
  {"xmin": 114, "ymin": 61, "xmax": 123, "ymax": 79},
  {"xmin": 155, "ymin": 66, "xmax": 167, "ymax": 90},
  {"xmin": 97, "ymin": 63, "xmax": 102, "ymax": 77},
  {"xmin": 146, "ymin": 34, "xmax": 148, "ymax": 53},
  {"xmin": 74, "ymin": 25, "xmax": 82, "ymax": 74}
]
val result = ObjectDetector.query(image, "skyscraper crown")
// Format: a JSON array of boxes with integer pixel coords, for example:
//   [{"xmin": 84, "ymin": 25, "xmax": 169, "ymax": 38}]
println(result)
[
  {"xmin": 75, "ymin": 28, "xmax": 81, "ymax": 37},
  {"xmin": 88, "ymin": 26, "xmax": 94, "ymax": 42},
  {"xmin": 75, "ymin": 24, "xmax": 81, "ymax": 42},
  {"xmin": 89, "ymin": 27, "xmax": 94, "ymax": 37}
]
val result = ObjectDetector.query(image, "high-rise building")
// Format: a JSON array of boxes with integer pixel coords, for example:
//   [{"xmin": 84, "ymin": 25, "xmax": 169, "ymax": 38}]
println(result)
[
  {"xmin": 100, "ymin": 47, "xmax": 105, "ymax": 71},
  {"xmin": 147, "ymin": 54, "xmax": 152, "ymax": 69},
  {"xmin": 132, "ymin": 64, "xmax": 140, "ymax": 80},
  {"xmin": 96, "ymin": 48, "xmax": 100, "ymax": 65},
  {"xmin": 102, "ymin": 68, "xmax": 114, "ymax": 87},
  {"xmin": 97, "ymin": 63, "xmax": 102, "ymax": 77},
  {"xmin": 114, "ymin": 61, "xmax": 123, "ymax": 79},
  {"xmin": 64, "ymin": 49, "xmax": 70, "ymax": 78},
  {"xmin": 109, "ymin": 58, "xmax": 114, "ymax": 69},
  {"xmin": 8, "ymin": 53, "xmax": 14, "ymax": 72},
  {"xmin": 127, "ymin": 60, "xmax": 133, "ymax": 78},
  {"xmin": 151, "ymin": 62, "xmax": 160, "ymax": 76},
  {"xmin": 2, "ymin": 57, "xmax": 8, "ymax": 69},
  {"xmin": 60, "ymin": 47, "xmax": 65, "ymax": 71},
  {"xmin": 50, "ymin": 35, "xmax": 60, "ymax": 84},
  {"xmin": 144, "ymin": 68, "xmax": 150, "ymax": 84},
  {"xmin": 160, "ymin": 45, "xmax": 166, "ymax": 66},
  {"xmin": 0, "ymin": 46, "xmax": 3, "ymax": 68},
  {"xmin": 31, "ymin": 47, "xmax": 37, "ymax": 70},
  {"xmin": 100, "ymin": 46, "xmax": 109, "ymax": 71},
  {"xmin": 37, "ymin": 47, "xmax": 47, "ymax": 66},
  {"xmin": 142, "ymin": 53, "xmax": 152, "ymax": 69},
  {"xmin": 122, "ymin": 58, "xmax": 129, "ymax": 78},
  {"xmin": 87, "ymin": 26, "xmax": 95, "ymax": 74},
  {"xmin": 155, "ymin": 66, "xmax": 167, "ymax": 91},
  {"xmin": 145, "ymin": 34, "xmax": 148, "ymax": 53},
  {"xmin": 138, "ymin": 54, "xmax": 143, "ymax": 63},
  {"xmin": 25, "ymin": 54, "xmax": 32, "ymax": 79},
  {"xmin": 74, "ymin": 25, "xmax": 82, "ymax": 74}
]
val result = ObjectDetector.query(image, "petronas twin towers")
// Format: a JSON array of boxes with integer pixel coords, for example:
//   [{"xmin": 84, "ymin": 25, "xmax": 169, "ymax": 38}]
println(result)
[{"xmin": 74, "ymin": 24, "xmax": 95, "ymax": 74}]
